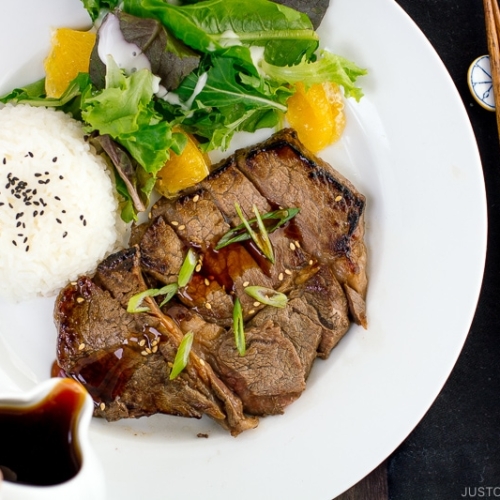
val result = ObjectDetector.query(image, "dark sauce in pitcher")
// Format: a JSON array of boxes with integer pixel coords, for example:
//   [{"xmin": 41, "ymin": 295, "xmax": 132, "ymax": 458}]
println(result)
[{"xmin": 0, "ymin": 379, "xmax": 86, "ymax": 486}]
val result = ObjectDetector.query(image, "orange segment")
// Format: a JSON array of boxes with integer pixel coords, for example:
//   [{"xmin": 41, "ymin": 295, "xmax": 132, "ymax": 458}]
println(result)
[
  {"xmin": 44, "ymin": 28, "xmax": 96, "ymax": 98},
  {"xmin": 155, "ymin": 133, "xmax": 210, "ymax": 197},
  {"xmin": 286, "ymin": 81, "xmax": 346, "ymax": 153}
]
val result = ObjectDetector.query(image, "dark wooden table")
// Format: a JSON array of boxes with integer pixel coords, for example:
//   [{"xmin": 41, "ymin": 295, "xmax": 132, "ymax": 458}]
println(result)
[{"xmin": 333, "ymin": 1, "xmax": 500, "ymax": 499}]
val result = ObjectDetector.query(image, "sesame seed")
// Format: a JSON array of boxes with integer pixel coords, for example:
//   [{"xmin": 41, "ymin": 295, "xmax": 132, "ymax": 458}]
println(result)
[
  {"xmin": 76, "ymin": 297, "xmax": 84, "ymax": 303},
  {"xmin": 15, "ymin": 212, "xmax": 23, "ymax": 219},
  {"xmin": 249, "ymin": 309, "xmax": 255, "ymax": 315},
  {"xmin": 12, "ymin": 240, "xmax": 16, "ymax": 246},
  {"xmin": 243, "ymin": 281, "xmax": 249, "ymax": 287},
  {"xmin": 78, "ymin": 343, "xmax": 86, "ymax": 351},
  {"xmin": 309, "ymin": 260, "xmax": 314, "ymax": 265},
  {"xmin": 178, "ymin": 224, "xmax": 186, "ymax": 230},
  {"xmin": 28, "ymin": 151, "xmax": 34, "ymax": 158},
  {"xmin": 145, "ymin": 347, "xmax": 152, "ymax": 354},
  {"xmin": 290, "ymin": 242, "xmax": 296, "ymax": 251},
  {"xmin": 171, "ymin": 221, "xmax": 179, "ymax": 226},
  {"xmin": 253, "ymin": 301, "xmax": 260, "ymax": 308},
  {"xmin": 53, "ymin": 157, "xmax": 58, "ymax": 163},
  {"xmin": 83, "ymin": 219, "xmax": 87, "ymax": 226},
  {"xmin": 2, "ymin": 158, "xmax": 6, "ymax": 165},
  {"xmin": 295, "ymin": 241, "xmax": 301, "ymax": 248},
  {"xmin": 63, "ymin": 231, "xmax": 68, "ymax": 238},
  {"xmin": 56, "ymin": 218, "xmax": 62, "ymax": 224},
  {"xmin": 278, "ymin": 273, "xmax": 284, "ymax": 281},
  {"xmin": 33, "ymin": 210, "xmax": 38, "ymax": 217},
  {"xmin": 152, "ymin": 339, "xmax": 159, "ymax": 347},
  {"xmin": 335, "ymin": 195, "xmax": 343, "ymax": 202},
  {"xmin": 195, "ymin": 263, "xmax": 202, "ymax": 272},
  {"xmin": 141, "ymin": 350, "xmax": 148, "ymax": 356},
  {"xmin": 99, "ymin": 402, "xmax": 106, "ymax": 411},
  {"xmin": 139, "ymin": 339, "xmax": 146, "ymax": 347},
  {"xmin": 193, "ymin": 194, "xmax": 200, "ymax": 203},
  {"xmin": 205, "ymin": 302, "xmax": 212, "ymax": 310},
  {"xmin": 25, "ymin": 245, "xmax": 29, "ymax": 252},
  {"xmin": 204, "ymin": 278, "xmax": 210, "ymax": 286},
  {"xmin": 284, "ymin": 269, "xmax": 292, "ymax": 275},
  {"xmin": 152, "ymin": 345, "xmax": 158, "ymax": 353},
  {"xmin": 54, "ymin": 196, "xmax": 61, "ymax": 201}
]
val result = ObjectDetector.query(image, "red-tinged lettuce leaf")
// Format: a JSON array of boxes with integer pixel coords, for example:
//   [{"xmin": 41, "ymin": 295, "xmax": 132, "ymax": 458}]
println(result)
[
  {"xmin": 271, "ymin": 0, "xmax": 330, "ymax": 30},
  {"xmin": 89, "ymin": 11, "xmax": 200, "ymax": 91}
]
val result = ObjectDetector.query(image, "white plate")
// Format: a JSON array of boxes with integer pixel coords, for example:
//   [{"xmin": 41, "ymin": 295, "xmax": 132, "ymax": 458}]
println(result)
[{"xmin": 0, "ymin": 0, "xmax": 487, "ymax": 498}]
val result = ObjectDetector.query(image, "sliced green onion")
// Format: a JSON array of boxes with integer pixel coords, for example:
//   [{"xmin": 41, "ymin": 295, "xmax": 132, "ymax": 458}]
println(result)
[
  {"xmin": 169, "ymin": 331, "xmax": 194, "ymax": 380},
  {"xmin": 178, "ymin": 248, "xmax": 197, "ymax": 287},
  {"xmin": 215, "ymin": 207, "xmax": 300, "ymax": 250},
  {"xmin": 233, "ymin": 203, "xmax": 274, "ymax": 262},
  {"xmin": 233, "ymin": 298, "xmax": 246, "ymax": 356},
  {"xmin": 252, "ymin": 204, "xmax": 274, "ymax": 263},
  {"xmin": 234, "ymin": 202, "xmax": 260, "ymax": 250},
  {"xmin": 158, "ymin": 283, "xmax": 179, "ymax": 307},
  {"xmin": 244, "ymin": 286, "xmax": 288, "ymax": 308},
  {"xmin": 127, "ymin": 283, "xmax": 179, "ymax": 313}
]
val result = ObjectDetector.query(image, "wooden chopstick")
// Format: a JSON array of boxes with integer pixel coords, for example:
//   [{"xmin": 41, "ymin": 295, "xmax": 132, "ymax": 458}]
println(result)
[{"xmin": 483, "ymin": 0, "xmax": 500, "ymax": 137}]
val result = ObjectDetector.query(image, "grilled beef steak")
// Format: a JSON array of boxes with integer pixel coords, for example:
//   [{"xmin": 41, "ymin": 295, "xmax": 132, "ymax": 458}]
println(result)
[{"xmin": 54, "ymin": 128, "xmax": 368, "ymax": 434}]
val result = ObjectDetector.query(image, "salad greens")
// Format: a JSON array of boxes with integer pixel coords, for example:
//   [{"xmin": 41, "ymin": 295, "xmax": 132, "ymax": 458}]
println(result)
[
  {"xmin": 0, "ymin": 0, "xmax": 366, "ymax": 222},
  {"xmin": 123, "ymin": 0, "xmax": 319, "ymax": 66}
]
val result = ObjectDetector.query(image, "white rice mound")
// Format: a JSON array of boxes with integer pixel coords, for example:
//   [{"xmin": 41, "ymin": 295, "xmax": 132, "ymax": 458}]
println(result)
[{"xmin": 0, "ymin": 104, "xmax": 126, "ymax": 302}]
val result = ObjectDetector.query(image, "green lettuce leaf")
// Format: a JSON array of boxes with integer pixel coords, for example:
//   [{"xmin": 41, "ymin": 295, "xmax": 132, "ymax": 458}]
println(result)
[
  {"xmin": 80, "ymin": 0, "xmax": 121, "ymax": 21},
  {"xmin": 81, "ymin": 57, "xmax": 176, "ymax": 173},
  {"xmin": 122, "ymin": 0, "xmax": 319, "ymax": 66},
  {"xmin": 260, "ymin": 49, "xmax": 368, "ymax": 101}
]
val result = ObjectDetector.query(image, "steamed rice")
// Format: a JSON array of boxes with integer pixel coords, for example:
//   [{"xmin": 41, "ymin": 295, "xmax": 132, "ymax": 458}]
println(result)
[{"xmin": 0, "ymin": 104, "xmax": 125, "ymax": 302}]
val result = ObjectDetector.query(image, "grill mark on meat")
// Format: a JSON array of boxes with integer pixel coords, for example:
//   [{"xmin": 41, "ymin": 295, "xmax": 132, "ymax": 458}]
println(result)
[{"xmin": 130, "ymin": 216, "xmax": 184, "ymax": 285}]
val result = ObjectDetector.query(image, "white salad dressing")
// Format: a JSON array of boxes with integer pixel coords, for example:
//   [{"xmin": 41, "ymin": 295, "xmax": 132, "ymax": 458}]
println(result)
[
  {"xmin": 98, "ymin": 13, "xmax": 151, "ymax": 74},
  {"xmin": 185, "ymin": 72, "xmax": 208, "ymax": 108},
  {"xmin": 160, "ymin": 72, "xmax": 208, "ymax": 111},
  {"xmin": 219, "ymin": 29, "xmax": 241, "ymax": 47},
  {"xmin": 249, "ymin": 46, "xmax": 265, "ymax": 75}
]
